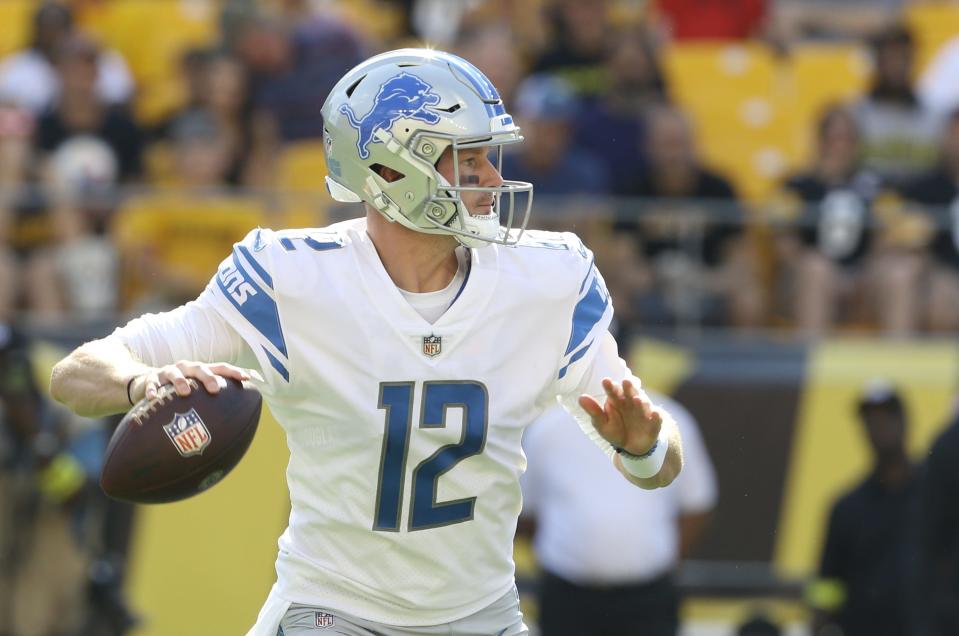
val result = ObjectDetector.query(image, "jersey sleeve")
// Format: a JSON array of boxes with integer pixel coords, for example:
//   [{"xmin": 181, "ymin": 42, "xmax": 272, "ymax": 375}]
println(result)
[
  {"xmin": 110, "ymin": 288, "xmax": 250, "ymax": 367},
  {"xmin": 203, "ymin": 227, "xmax": 293, "ymax": 386},
  {"xmin": 552, "ymin": 235, "xmax": 617, "ymax": 397}
]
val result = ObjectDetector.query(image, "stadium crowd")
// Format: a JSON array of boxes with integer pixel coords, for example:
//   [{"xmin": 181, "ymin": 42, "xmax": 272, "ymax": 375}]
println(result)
[{"xmin": 1, "ymin": 1, "xmax": 959, "ymax": 635}]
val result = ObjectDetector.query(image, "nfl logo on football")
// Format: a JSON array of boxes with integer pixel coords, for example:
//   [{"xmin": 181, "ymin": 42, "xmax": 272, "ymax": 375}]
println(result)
[
  {"xmin": 422, "ymin": 334, "xmax": 442, "ymax": 357},
  {"xmin": 314, "ymin": 612, "xmax": 335, "ymax": 628},
  {"xmin": 162, "ymin": 409, "xmax": 212, "ymax": 457}
]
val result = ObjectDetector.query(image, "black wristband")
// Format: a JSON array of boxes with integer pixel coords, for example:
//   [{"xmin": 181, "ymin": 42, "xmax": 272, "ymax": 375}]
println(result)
[
  {"xmin": 126, "ymin": 376, "xmax": 139, "ymax": 406},
  {"xmin": 615, "ymin": 439, "xmax": 659, "ymax": 460}
]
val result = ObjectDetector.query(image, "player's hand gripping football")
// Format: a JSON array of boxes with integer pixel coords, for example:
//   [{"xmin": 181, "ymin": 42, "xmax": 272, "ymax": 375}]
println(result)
[
  {"xmin": 138, "ymin": 361, "xmax": 250, "ymax": 401},
  {"xmin": 578, "ymin": 377, "xmax": 662, "ymax": 455}
]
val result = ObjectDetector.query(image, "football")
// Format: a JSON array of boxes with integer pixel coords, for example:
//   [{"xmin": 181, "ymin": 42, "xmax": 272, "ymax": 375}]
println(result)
[{"xmin": 100, "ymin": 378, "xmax": 262, "ymax": 504}]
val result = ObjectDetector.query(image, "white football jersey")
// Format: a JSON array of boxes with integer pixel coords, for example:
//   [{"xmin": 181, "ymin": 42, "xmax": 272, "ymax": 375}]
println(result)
[{"xmin": 119, "ymin": 217, "xmax": 623, "ymax": 626}]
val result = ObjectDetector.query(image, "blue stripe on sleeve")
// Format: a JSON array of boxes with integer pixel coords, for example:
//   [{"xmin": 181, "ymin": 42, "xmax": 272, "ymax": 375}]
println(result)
[
  {"xmin": 558, "ymin": 340, "xmax": 593, "ymax": 380},
  {"xmin": 577, "ymin": 257, "xmax": 595, "ymax": 294},
  {"xmin": 235, "ymin": 245, "xmax": 273, "ymax": 289},
  {"xmin": 263, "ymin": 347, "xmax": 290, "ymax": 382},
  {"xmin": 302, "ymin": 236, "xmax": 344, "ymax": 251},
  {"xmin": 564, "ymin": 273, "xmax": 609, "ymax": 356},
  {"xmin": 217, "ymin": 255, "xmax": 289, "ymax": 358}
]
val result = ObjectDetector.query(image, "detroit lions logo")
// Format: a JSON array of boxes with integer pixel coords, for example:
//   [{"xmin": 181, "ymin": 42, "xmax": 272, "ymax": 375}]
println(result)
[{"xmin": 339, "ymin": 73, "xmax": 442, "ymax": 160}]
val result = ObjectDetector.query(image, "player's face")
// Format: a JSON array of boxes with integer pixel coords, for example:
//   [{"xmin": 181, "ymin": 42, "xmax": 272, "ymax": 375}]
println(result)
[{"xmin": 435, "ymin": 146, "xmax": 503, "ymax": 216}]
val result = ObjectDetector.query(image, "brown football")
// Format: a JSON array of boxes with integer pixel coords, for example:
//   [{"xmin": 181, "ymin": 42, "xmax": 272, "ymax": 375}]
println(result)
[{"xmin": 100, "ymin": 378, "xmax": 262, "ymax": 503}]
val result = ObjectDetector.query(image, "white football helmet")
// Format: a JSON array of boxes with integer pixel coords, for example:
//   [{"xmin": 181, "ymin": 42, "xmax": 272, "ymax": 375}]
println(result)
[{"xmin": 321, "ymin": 48, "xmax": 533, "ymax": 248}]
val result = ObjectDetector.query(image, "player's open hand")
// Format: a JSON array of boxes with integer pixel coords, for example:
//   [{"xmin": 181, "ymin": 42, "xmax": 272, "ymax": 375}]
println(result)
[
  {"xmin": 138, "ymin": 361, "xmax": 250, "ymax": 401},
  {"xmin": 578, "ymin": 377, "xmax": 662, "ymax": 455}
]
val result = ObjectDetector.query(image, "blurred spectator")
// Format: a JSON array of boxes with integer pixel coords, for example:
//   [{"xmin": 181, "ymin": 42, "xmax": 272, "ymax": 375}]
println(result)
[
  {"xmin": 853, "ymin": 24, "xmax": 942, "ymax": 183},
  {"xmin": 0, "ymin": 103, "xmax": 35, "ymax": 324},
  {"xmin": 772, "ymin": 104, "xmax": 920, "ymax": 336},
  {"xmin": 650, "ymin": 0, "xmax": 769, "ymax": 41},
  {"xmin": 576, "ymin": 27, "xmax": 668, "ymax": 193},
  {"xmin": 454, "ymin": 23, "xmax": 525, "ymax": 108},
  {"xmin": 0, "ymin": 1, "xmax": 133, "ymax": 115},
  {"xmin": 520, "ymin": 393, "xmax": 716, "ymax": 636},
  {"xmin": 34, "ymin": 34, "xmax": 144, "ymax": 183},
  {"xmin": 908, "ymin": 410, "xmax": 959, "ymax": 636},
  {"xmin": 807, "ymin": 380, "xmax": 917, "ymax": 636},
  {"xmin": 160, "ymin": 51, "xmax": 275, "ymax": 188},
  {"xmin": 737, "ymin": 614, "xmax": 783, "ymax": 636},
  {"xmin": 150, "ymin": 47, "xmax": 214, "ymax": 141},
  {"xmin": 0, "ymin": 326, "xmax": 129, "ymax": 634},
  {"xmin": 113, "ymin": 111, "xmax": 273, "ymax": 311},
  {"xmin": 896, "ymin": 109, "xmax": 959, "ymax": 332},
  {"xmin": 502, "ymin": 75, "xmax": 609, "ymax": 200},
  {"xmin": 531, "ymin": 0, "xmax": 612, "ymax": 96},
  {"xmin": 232, "ymin": 11, "xmax": 366, "ymax": 142},
  {"xmin": 605, "ymin": 105, "xmax": 763, "ymax": 329},
  {"xmin": 23, "ymin": 136, "xmax": 120, "ymax": 326}
]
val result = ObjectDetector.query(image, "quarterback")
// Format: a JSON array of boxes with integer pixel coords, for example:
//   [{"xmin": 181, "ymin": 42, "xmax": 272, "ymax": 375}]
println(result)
[{"xmin": 50, "ymin": 49, "xmax": 683, "ymax": 635}]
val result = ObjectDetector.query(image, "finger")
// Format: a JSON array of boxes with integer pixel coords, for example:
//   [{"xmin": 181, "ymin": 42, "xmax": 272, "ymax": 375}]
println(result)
[
  {"xmin": 578, "ymin": 394, "xmax": 605, "ymax": 421},
  {"xmin": 160, "ymin": 366, "xmax": 192, "ymax": 396},
  {"xmin": 207, "ymin": 363, "xmax": 251, "ymax": 382},
  {"xmin": 183, "ymin": 363, "xmax": 224, "ymax": 395},
  {"xmin": 622, "ymin": 377, "xmax": 638, "ymax": 399},
  {"xmin": 143, "ymin": 373, "xmax": 160, "ymax": 400},
  {"xmin": 604, "ymin": 378, "xmax": 625, "ymax": 404}
]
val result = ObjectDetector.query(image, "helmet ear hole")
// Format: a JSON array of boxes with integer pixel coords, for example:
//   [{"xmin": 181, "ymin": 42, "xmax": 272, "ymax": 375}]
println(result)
[{"xmin": 370, "ymin": 163, "xmax": 406, "ymax": 183}]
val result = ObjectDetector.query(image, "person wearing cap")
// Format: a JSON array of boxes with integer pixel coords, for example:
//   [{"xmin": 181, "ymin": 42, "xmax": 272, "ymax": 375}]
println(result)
[
  {"xmin": 852, "ymin": 23, "xmax": 943, "ymax": 182},
  {"xmin": 807, "ymin": 379, "xmax": 917, "ymax": 636}
]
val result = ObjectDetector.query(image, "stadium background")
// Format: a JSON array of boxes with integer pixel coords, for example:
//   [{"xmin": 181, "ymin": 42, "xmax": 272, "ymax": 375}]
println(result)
[{"xmin": 2, "ymin": 0, "xmax": 959, "ymax": 634}]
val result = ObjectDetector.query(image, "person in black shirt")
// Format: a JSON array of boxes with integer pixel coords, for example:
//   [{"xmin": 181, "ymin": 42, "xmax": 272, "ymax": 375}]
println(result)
[
  {"xmin": 808, "ymin": 380, "xmax": 917, "ymax": 636},
  {"xmin": 609, "ymin": 105, "xmax": 763, "ymax": 329},
  {"xmin": 907, "ymin": 413, "xmax": 959, "ymax": 636},
  {"xmin": 34, "ymin": 34, "xmax": 143, "ymax": 182},
  {"xmin": 897, "ymin": 108, "xmax": 959, "ymax": 331},
  {"xmin": 773, "ymin": 104, "xmax": 921, "ymax": 336}
]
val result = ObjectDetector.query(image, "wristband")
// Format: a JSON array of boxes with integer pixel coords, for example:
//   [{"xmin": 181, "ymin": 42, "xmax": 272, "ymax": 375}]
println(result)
[
  {"xmin": 126, "ymin": 375, "xmax": 139, "ymax": 406},
  {"xmin": 615, "ymin": 428, "xmax": 669, "ymax": 479}
]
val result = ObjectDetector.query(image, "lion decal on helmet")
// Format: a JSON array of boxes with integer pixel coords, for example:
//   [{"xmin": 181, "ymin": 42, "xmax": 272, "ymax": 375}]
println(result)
[{"xmin": 339, "ymin": 72, "xmax": 442, "ymax": 160}]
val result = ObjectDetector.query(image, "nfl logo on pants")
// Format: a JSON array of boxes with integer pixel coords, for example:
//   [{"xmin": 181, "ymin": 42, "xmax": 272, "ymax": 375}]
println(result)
[{"xmin": 314, "ymin": 612, "xmax": 335, "ymax": 628}]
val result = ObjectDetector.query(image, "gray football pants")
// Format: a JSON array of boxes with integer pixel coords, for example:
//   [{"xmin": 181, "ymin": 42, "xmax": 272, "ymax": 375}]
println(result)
[{"xmin": 278, "ymin": 587, "xmax": 528, "ymax": 636}]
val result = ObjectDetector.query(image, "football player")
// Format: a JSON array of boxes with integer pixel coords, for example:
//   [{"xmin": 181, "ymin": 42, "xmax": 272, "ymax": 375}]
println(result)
[{"xmin": 49, "ymin": 49, "xmax": 684, "ymax": 635}]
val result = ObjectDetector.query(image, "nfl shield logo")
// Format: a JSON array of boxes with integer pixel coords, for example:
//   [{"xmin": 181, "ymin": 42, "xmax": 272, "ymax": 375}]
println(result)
[
  {"xmin": 422, "ymin": 334, "xmax": 442, "ymax": 357},
  {"xmin": 162, "ymin": 409, "xmax": 211, "ymax": 457},
  {"xmin": 314, "ymin": 612, "xmax": 335, "ymax": 628}
]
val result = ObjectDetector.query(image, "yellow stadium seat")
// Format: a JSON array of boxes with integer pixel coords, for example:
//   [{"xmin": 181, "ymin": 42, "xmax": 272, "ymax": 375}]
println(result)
[
  {"xmin": 664, "ymin": 43, "xmax": 806, "ymax": 200},
  {"xmin": 0, "ymin": 0, "xmax": 36, "ymax": 59},
  {"xmin": 905, "ymin": 2, "xmax": 959, "ymax": 76},
  {"xmin": 78, "ymin": 0, "xmax": 219, "ymax": 124},
  {"xmin": 276, "ymin": 141, "xmax": 329, "ymax": 193},
  {"xmin": 113, "ymin": 191, "xmax": 269, "ymax": 308},
  {"xmin": 664, "ymin": 42, "xmax": 777, "ymax": 113},
  {"xmin": 786, "ymin": 44, "xmax": 871, "ymax": 120}
]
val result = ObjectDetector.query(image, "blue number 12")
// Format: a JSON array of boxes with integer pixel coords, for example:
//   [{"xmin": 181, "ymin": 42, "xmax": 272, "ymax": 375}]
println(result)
[{"xmin": 374, "ymin": 381, "xmax": 489, "ymax": 532}]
